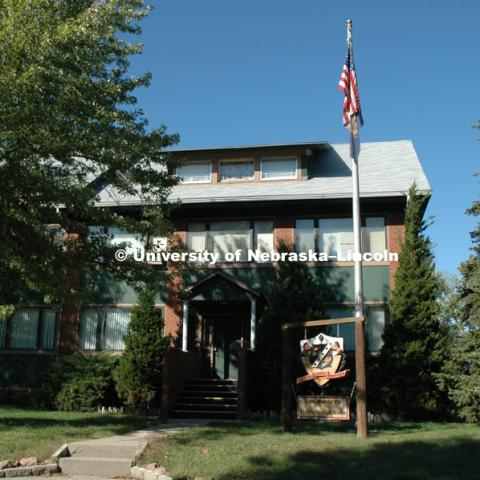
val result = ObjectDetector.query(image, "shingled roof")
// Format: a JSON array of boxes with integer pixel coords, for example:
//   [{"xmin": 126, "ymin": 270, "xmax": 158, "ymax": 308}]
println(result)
[{"xmin": 95, "ymin": 140, "xmax": 430, "ymax": 206}]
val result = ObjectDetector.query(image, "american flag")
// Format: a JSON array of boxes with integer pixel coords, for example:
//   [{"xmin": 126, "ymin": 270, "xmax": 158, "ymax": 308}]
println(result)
[{"xmin": 338, "ymin": 41, "xmax": 363, "ymax": 160}]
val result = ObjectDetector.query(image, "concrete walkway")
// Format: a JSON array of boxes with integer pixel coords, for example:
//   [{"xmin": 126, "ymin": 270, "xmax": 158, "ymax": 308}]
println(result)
[{"xmin": 57, "ymin": 419, "xmax": 213, "ymax": 478}]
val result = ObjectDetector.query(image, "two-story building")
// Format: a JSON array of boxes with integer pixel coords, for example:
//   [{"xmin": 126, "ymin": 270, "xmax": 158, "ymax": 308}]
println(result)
[{"xmin": 0, "ymin": 139, "xmax": 431, "ymax": 418}]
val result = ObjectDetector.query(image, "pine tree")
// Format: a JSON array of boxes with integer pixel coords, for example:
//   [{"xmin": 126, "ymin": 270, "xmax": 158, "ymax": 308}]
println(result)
[
  {"xmin": 436, "ymin": 130, "xmax": 480, "ymax": 421},
  {"xmin": 114, "ymin": 287, "xmax": 170, "ymax": 412},
  {"xmin": 378, "ymin": 184, "xmax": 446, "ymax": 420},
  {"xmin": 254, "ymin": 241, "xmax": 324, "ymax": 412}
]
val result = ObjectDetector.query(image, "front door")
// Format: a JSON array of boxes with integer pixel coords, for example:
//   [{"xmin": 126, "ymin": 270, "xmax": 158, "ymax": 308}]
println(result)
[{"xmin": 213, "ymin": 316, "xmax": 242, "ymax": 380}]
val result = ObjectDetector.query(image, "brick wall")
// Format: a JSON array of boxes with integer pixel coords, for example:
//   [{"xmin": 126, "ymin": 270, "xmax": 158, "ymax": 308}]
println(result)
[
  {"xmin": 237, "ymin": 348, "xmax": 254, "ymax": 419},
  {"xmin": 161, "ymin": 348, "xmax": 200, "ymax": 417},
  {"xmin": 387, "ymin": 213, "xmax": 405, "ymax": 290},
  {"xmin": 275, "ymin": 217, "xmax": 294, "ymax": 248}
]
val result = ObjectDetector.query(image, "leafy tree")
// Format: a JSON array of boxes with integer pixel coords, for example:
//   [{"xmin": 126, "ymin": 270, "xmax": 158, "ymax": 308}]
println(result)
[
  {"xmin": 377, "ymin": 184, "xmax": 447, "ymax": 420},
  {"xmin": 254, "ymin": 242, "xmax": 324, "ymax": 412},
  {"xmin": 0, "ymin": 0, "xmax": 178, "ymax": 308},
  {"xmin": 114, "ymin": 287, "xmax": 170, "ymax": 411},
  {"xmin": 436, "ymin": 134, "xmax": 480, "ymax": 421}
]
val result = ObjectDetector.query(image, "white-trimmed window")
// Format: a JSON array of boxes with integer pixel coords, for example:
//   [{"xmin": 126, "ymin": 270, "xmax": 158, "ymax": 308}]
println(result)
[
  {"xmin": 364, "ymin": 217, "xmax": 386, "ymax": 254},
  {"xmin": 78, "ymin": 307, "xmax": 132, "ymax": 351},
  {"xmin": 219, "ymin": 160, "xmax": 254, "ymax": 182},
  {"xmin": 319, "ymin": 218, "xmax": 354, "ymax": 258},
  {"xmin": 88, "ymin": 226, "xmax": 144, "ymax": 256},
  {"xmin": 0, "ymin": 308, "xmax": 56, "ymax": 350},
  {"xmin": 261, "ymin": 157, "xmax": 297, "ymax": 180},
  {"xmin": 325, "ymin": 308, "xmax": 355, "ymax": 352},
  {"xmin": 108, "ymin": 228, "xmax": 144, "ymax": 256},
  {"xmin": 254, "ymin": 220, "xmax": 274, "ymax": 253},
  {"xmin": 295, "ymin": 219, "xmax": 315, "ymax": 252},
  {"xmin": 324, "ymin": 305, "xmax": 386, "ymax": 352},
  {"xmin": 177, "ymin": 162, "xmax": 212, "ymax": 184},
  {"xmin": 211, "ymin": 221, "xmax": 251, "ymax": 261},
  {"xmin": 188, "ymin": 222, "xmax": 207, "ymax": 252},
  {"xmin": 367, "ymin": 306, "xmax": 386, "ymax": 351},
  {"xmin": 187, "ymin": 220, "xmax": 274, "ymax": 262}
]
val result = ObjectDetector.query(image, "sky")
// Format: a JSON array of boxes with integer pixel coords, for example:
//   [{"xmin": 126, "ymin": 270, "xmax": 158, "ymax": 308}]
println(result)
[{"xmin": 127, "ymin": 0, "xmax": 480, "ymax": 275}]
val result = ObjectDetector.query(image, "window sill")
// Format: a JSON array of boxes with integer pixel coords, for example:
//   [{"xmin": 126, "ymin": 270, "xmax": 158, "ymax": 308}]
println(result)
[{"xmin": 0, "ymin": 349, "xmax": 56, "ymax": 355}]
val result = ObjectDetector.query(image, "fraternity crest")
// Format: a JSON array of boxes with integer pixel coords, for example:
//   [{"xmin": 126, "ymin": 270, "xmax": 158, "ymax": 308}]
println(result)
[{"xmin": 297, "ymin": 333, "xmax": 349, "ymax": 387}]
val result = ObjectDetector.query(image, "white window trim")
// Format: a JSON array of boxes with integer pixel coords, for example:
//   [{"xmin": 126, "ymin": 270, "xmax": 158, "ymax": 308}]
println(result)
[
  {"xmin": 176, "ymin": 161, "xmax": 212, "ymax": 184},
  {"xmin": 219, "ymin": 158, "xmax": 254, "ymax": 182},
  {"xmin": 260, "ymin": 156, "xmax": 298, "ymax": 181}
]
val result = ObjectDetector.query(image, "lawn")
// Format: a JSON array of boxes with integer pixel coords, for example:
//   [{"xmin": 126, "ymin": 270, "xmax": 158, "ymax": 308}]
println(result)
[
  {"xmin": 0, "ymin": 406, "xmax": 159, "ymax": 462},
  {"xmin": 139, "ymin": 421, "xmax": 480, "ymax": 480}
]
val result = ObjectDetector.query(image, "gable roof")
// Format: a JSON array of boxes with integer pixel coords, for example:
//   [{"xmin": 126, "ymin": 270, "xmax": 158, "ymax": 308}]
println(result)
[{"xmin": 94, "ymin": 140, "xmax": 431, "ymax": 206}]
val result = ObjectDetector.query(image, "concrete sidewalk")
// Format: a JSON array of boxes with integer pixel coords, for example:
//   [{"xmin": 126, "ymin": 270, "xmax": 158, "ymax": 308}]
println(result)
[{"xmin": 57, "ymin": 419, "xmax": 213, "ymax": 478}]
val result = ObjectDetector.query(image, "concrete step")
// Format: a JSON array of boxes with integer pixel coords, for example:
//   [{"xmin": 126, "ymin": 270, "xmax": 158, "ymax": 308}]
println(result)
[
  {"xmin": 59, "ymin": 456, "xmax": 132, "ymax": 476},
  {"xmin": 68, "ymin": 444, "xmax": 137, "ymax": 459}
]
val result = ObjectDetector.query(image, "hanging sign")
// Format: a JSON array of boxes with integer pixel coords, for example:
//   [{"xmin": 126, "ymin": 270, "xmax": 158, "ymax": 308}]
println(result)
[{"xmin": 297, "ymin": 332, "xmax": 349, "ymax": 387}]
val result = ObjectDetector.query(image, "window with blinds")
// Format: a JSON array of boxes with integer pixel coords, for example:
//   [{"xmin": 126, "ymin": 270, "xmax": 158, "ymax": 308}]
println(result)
[
  {"xmin": 261, "ymin": 157, "xmax": 297, "ymax": 180},
  {"xmin": 219, "ymin": 161, "xmax": 254, "ymax": 181},
  {"xmin": 364, "ymin": 217, "xmax": 387, "ymax": 254},
  {"xmin": 0, "ymin": 308, "xmax": 56, "ymax": 350},
  {"xmin": 295, "ymin": 217, "xmax": 387, "ymax": 259},
  {"xmin": 177, "ymin": 162, "xmax": 212, "ymax": 183},
  {"xmin": 187, "ymin": 220, "xmax": 274, "ymax": 262},
  {"xmin": 324, "ymin": 306, "xmax": 386, "ymax": 352},
  {"xmin": 319, "ymin": 218, "xmax": 354, "ymax": 258},
  {"xmin": 78, "ymin": 307, "xmax": 132, "ymax": 351},
  {"xmin": 367, "ymin": 306, "xmax": 386, "ymax": 351}
]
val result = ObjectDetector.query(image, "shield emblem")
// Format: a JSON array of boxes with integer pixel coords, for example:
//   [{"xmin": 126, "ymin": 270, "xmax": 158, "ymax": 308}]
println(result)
[{"xmin": 298, "ymin": 333, "xmax": 348, "ymax": 387}]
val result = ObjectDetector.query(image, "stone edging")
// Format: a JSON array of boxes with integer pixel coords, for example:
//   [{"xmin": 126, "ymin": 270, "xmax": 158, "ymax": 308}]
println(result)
[
  {"xmin": 0, "ymin": 464, "xmax": 59, "ymax": 478},
  {"xmin": 130, "ymin": 466, "xmax": 173, "ymax": 480}
]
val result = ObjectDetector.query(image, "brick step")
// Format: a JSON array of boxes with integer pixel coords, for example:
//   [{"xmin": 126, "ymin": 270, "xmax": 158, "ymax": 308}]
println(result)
[
  {"xmin": 59, "ymin": 456, "xmax": 132, "ymax": 476},
  {"xmin": 171, "ymin": 410, "xmax": 237, "ymax": 419},
  {"xmin": 176, "ymin": 403, "xmax": 237, "ymax": 411}
]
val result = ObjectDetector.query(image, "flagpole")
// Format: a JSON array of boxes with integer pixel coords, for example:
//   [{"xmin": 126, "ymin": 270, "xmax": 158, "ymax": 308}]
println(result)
[{"xmin": 347, "ymin": 19, "xmax": 368, "ymax": 438}]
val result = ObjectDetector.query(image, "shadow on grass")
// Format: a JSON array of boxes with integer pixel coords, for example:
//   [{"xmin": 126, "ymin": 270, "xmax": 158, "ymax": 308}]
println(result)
[
  {"xmin": 0, "ymin": 406, "xmax": 158, "ymax": 435},
  {"xmin": 166, "ymin": 420, "xmax": 432, "ymax": 447},
  {"xmin": 212, "ymin": 437, "xmax": 480, "ymax": 480}
]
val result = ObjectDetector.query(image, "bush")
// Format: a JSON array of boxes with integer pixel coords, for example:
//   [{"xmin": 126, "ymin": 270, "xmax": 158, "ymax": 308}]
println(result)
[
  {"xmin": 114, "ymin": 287, "xmax": 170, "ymax": 412},
  {"xmin": 38, "ymin": 353, "xmax": 118, "ymax": 411}
]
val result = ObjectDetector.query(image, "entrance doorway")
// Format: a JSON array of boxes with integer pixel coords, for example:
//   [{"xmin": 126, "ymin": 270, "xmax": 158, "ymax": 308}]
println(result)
[{"xmin": 213, "ymin": 316, "xmax": 242, "ymax": 380}]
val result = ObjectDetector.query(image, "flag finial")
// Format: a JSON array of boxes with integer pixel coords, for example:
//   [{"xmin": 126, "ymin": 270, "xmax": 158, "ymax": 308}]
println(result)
[{"xmin": 347, "ymin": 19, "xmax": 352, "ymax": 45}]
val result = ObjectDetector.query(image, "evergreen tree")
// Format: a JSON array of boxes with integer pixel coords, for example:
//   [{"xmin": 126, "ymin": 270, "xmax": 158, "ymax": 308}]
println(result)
[
  {"xmin": 0, "ymin": 1, "xmax": 178, "ymax": 307},
  {"xmin": 436, "ymin": 132, "xmax": 480, "ymax": 421},
  {"xmin": 114, "ymin": 287, "xmax": 170, "ymax": 412},
  {"xmin": 254, "ymin": 242, "xmax": 323, "ymax": 412},
  {"xmin": 378, "ymin": 184, "xmax": 446, "ymax": 420}
]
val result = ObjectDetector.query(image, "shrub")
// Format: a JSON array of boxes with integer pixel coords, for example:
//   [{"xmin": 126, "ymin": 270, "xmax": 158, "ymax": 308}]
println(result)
[
  {"xmin": 38, "ymin": 353, "xmax": 118, "ymax": 411},
  {"xmin": 114, "ymin": 287, "xmax": 170, "ymax": 412}
]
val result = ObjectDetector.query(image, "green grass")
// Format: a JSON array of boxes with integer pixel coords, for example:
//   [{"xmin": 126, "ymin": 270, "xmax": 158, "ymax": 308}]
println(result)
[
  {"xmin": 0, "ymin": 406, "xmax": 159, "ymax": 462},
  {"xmin": 140, "ymin": 421, "xmax": 480, "ymax": 480}
]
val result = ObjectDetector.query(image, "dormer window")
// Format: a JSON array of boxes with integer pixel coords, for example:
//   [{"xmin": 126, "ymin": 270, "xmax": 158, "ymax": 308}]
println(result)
[
  {"xmin": 261, "ymin": 157, "xmax": 297, "ymax": 180},
  {"xmin": 177, "ymin": 161, "xmax": 212, "ymax": 184},
  {"xmin": 219, "ymin": 160, "xmax": 254, "ymax": 182}
]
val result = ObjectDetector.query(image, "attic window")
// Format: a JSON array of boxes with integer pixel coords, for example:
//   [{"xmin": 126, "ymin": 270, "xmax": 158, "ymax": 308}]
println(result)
[
  {"xmin": 261, "ymin": 157, "xmax": 297, "ymax": 180},
  {"xmin": 177, "ymin": 162, "xmax": 212, "ymax": 184},
  {"xmin": 219, "ymin": 160, "xmax": 254, "ymax": 181}
]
